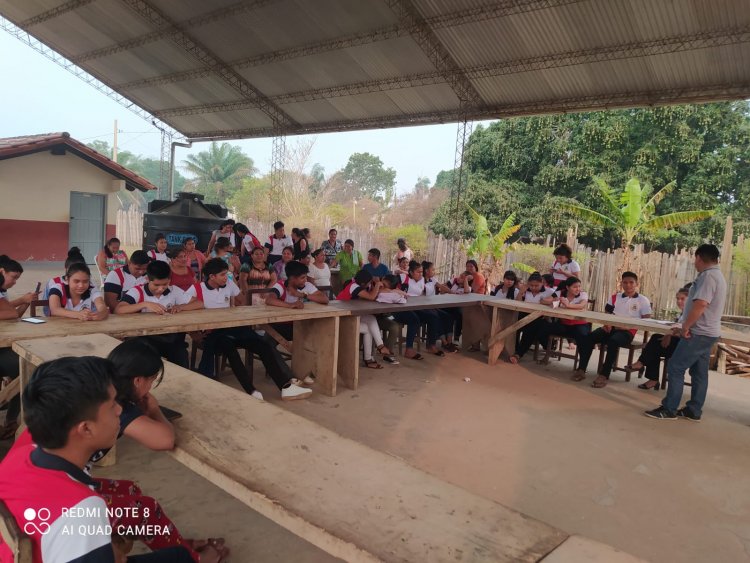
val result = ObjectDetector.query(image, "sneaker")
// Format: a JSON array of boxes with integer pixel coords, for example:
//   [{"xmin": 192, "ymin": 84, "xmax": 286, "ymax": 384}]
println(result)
[
  {"xmin": 250, "ymin": 390, "xmax": 264, "ymax": 401},
  {"xmin": 382, "ymin": 354, "xmax": 400, "ymax": 365},
  {"xmin": 676, "ymin": 407, "xmax": 702, "ymax": 422},
  {"xmin": 644, "ymin": 406, "xmax": 677, "ymax": 420},
  {"xmin": 281, "ymin": 383, "xmax": 312, "ymax": 401}
]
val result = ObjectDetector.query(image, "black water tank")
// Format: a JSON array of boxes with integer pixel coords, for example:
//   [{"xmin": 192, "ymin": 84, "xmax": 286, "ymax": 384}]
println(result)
[{"xmin": 143, "ymin": 192, "xmax": 228, "ymax": 252}]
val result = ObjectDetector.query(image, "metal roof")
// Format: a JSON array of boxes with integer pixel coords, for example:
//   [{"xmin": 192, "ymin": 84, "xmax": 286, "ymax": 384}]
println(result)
[
  {"xmin": 2, "ymin": 0, "xmax": 749, "ymax": 140},
  {"xmin": 0, "ymin": 132, "xmax": 157, "ymax": 191}
]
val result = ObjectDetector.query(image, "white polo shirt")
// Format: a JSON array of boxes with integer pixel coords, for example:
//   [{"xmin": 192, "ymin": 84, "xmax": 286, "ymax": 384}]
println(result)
[
  {"xmin": 606, "ymin": 292, "xmax": 652, "ymax": 319},
  {"xmin": 147, "ymin": 250, "xmax": 170, "ymax": 263},
  {"xmin": 522, "ymin": 287, "xmax": 556, "ymax": 304},
  {"xmin": 48, "ymin": 280, "xmax": 102, "ymax": 312},
  {"xmin": 405, "ymin": 277, "xmax": 425, "ymax": 297},
  {"xmin": 425, "ymin": 278, "xmax": 437, "ymax": 296},
  {"xmin": 121, "ymin": 284, "xmax": 186, "ymax": 312},
  {"xmin": 270, "ymin": 281, "xmax": 318, "ymax": 303},
  {"xmin": 104, "ymin": 266, "xmax": 146, "ymax": 298},
  {"xmin": 265, "ymin": 234, "xmax": 293, "ymax": 257},
  {"xmin": 183, "ymin": 280, "xmax": 240, "ymax": 309},
  {"xmin": 551, "ymin": 259, "xmax": 581, "ymax": 283}
]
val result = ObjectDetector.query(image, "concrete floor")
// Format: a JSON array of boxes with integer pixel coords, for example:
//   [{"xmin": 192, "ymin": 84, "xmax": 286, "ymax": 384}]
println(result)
[{"xmin": 7, "ymin": 265, "xmax": 750, "ymax": 561}]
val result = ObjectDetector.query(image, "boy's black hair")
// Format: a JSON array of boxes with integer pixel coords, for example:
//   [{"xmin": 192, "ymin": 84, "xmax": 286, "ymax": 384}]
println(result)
[
  {"xmin": 66, "ymin": 262, "xmax": 92, "ymax": 279},
  {"xmin": 107, "ymin": 339, "xmax": 164, "ymax": 405},
  {"xmin": 344, "ymin": 239, "xmax": 355, "ymax": 247},
  {"xmin": 622, "ymin": 271, "xmax": 638, "ymax": 282},
  {"xmin": 273, "ymin": 221, "xmax": 284, "ymax": 230},
  {"xmin": 130, "ymin": 250, "xmax": 150, "ymax": 266},
  {"xmin": 154, "ymin": 233, "xmax": 166, "ymax": 243},
  {"xmin": 146, "ymin": 260, "xmax": 171, "ymax": 280},
  {"xmin": 368, "ymin": 248, "xmax": 381, "ymax": 259},
  {"xmin": 202, "ymin": 257, "xmax": 229, "ymax": 279},
  {"xmin": 382, "ymin": 274, "xmax": 400, "ymax": 289},
  {"xmin": 354, "ymin": 269, "xmax": 373, "ymax": 286},
  {"xmin": 0, "ymin": 255, "xmax": 23, "ymax": 274},
  {"xmin": 23, "ymin": 357, "xmax": 115, "ymax": 449},
  {"xmin": 285, "ymin": 260, "xmax": 309, "ymax": 279},
  {"xmin": 695, "ymin": 243, "xmax": 720, "ymax": 263},
  {"xmin": 65, "ymin": 247, "xmax": 87, "ymax": 270},
  {"xmin": 214, "ymin": 237, "xmax": 232, "ymax": 251}
]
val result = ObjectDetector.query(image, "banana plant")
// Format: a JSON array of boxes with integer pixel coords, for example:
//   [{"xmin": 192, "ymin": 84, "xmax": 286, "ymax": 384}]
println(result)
[{"xmin": 465, "ymin": 206, "xmax": 521, "ymax": 284}]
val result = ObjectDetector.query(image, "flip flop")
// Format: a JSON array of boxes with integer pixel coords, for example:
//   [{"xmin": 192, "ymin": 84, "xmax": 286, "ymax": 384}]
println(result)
[
  {"xmin": 364, "ymin": 360, "xmax": 384, "ymax": 369},
  {"xmin": 406, "ymin": 353, "xmax": 424, "ymax": 360},
  {"xmin": 591, "ymin": 376, "xmax": 608, "ymax": 388}
]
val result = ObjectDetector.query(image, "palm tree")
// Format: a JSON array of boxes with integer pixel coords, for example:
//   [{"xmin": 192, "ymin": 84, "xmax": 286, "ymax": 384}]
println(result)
[
  {"xmin": 466, "ymin": 206, "xmax": 521, "ymax": 283},
  {"xmin": 182, "ymin": 142, "xmax": 256, "ymax": 202},
  {"xmin": 559, "ymin": 177, "xmax": 714, "ymax": 268}
]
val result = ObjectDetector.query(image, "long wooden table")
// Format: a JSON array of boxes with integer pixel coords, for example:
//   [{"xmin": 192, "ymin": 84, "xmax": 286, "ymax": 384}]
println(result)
[
  {"xmin": 13, "ymin": 334, "xmax": 568, "ymax": 563},
  {"xmin": 3, "ymin": 304, "xmax": 356, "ymax": 397}
]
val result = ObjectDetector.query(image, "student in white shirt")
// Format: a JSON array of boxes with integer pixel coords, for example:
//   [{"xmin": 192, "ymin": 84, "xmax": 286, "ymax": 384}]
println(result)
[
  {"xmin": 266, "ymin": 261, "xmax": 329, "ymax": 342},
  {"xmin": 491, "ymin": 270, "xmax": 520, "ymax": 299},
  {"xmin": 182, "ymin": 258, "xmax": 311, "ymax": 402},
  {"xmin": 147, "ymin": 233, "xmax": 171, "ymax": 263},
  {"xmin": 550, "ymin": 243, "xmax": 581, "ymax": 288},
  {"xmin": 103, "ymin": 250, "xmax": 150, "ymax": 312},
  {"xmin": 575, "ymin": 271, "xmax": 652, "ymax": 388},
  {"xmin": 509, "ymin": 272, "xmax": 556, "ymax": 364},
  {"xmin": 307, "ymin": 249, "xmax": 332, "ymax": 288},
  {"xmin": 540, "ymin": 277, "xmax": 592, "ymax": 359},
  {"xmin": 116, "ymin": 261, "xmax": 189, "ymax": 367},
  {"xmin": 265, "ymin": 221, "xmax": 293, "ymax": 266},
  {"xmin": 48, "ymin": 263, "xmax": 108, "ymax": 321},
  {"xmin": 403, "ymin": 261, "xmax": 445, "ymax": 357}
]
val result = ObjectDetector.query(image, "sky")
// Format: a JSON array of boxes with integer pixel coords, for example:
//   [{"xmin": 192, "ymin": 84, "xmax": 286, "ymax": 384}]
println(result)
[{"xmin": 0, "ymin": 30, "xmax": 493, "ymax": 196}]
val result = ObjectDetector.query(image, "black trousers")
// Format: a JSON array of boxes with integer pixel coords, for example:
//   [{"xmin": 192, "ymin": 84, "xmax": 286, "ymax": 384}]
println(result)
[
  {"xmin": 516, "ymin": 317, "xmax": 550, "ymax": 358},
  {"xmin": 578, "ymin": 328, "xmax": 634, "ymax": 377},
  {"xmin": 0, "ymin": 347, "xmax": 20, "ymax": 425},
  {"xmin": 445, "ymin": 308, "xmax": 462, "ymax": 340},
  {"xmin": 638, "ymin": 335, "xmax": 680, "ymax": 381},
  {"xmin": 141, "ymin": 334, "xmax": 189, "ymax": 368},
  {"xmin": 214, "ymin": 327, "xmax": 293, "ymax": 394},
  {"xmin": 541, "ymin": 321, "xmax": 591, "ymax": 347}
]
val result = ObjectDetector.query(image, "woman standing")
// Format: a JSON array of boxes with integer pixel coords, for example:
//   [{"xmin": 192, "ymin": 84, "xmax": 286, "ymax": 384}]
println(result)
[
  {"xmin": 393, "ymin": 238, "xmax": 413, "ymax": 269},
  {"xmin": 183, "ymin": 237, "xmax": 206, "ymax": 280},
  {"xmin": 291, "ymin": 228, "xmax": 309, "ymax": 260},
  {"xmin": 550, "ymin": 244, "xmax": 581, "ymax": 287},
  {"xmin": 239, "ymin": 246, "xmax": 277, "ymax": 305},
  {"xmin": 169, "ymin": 247, "xmax": 197, "ymax": 291},
  {"xmin": 206, "ymin": 219, "xmax": 235, "ymax": 256},
  {"xmin": 96, "ymin": 237, "xmax": 128, "ymax": 276}
]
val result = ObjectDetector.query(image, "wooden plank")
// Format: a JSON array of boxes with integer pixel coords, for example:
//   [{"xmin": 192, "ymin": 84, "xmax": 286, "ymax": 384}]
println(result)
[
  {"xmin": 14, "ymin": 334, "xmax": 568, "ymax": 563},
  {"xmin": 292, "ymin": 316, "xmax": 340, "ymax": 397},
  {"xmin": 258, "ymin": 324, "xmax": 293, "ymax": 354},
  {"xmin": 337, "ymin": 316, "xmax": 360, "ymax": 391},
  {"xmin": 0, "ymin": 377, "xmax": 19, "ymax": 406},
  {"xmin": 329, "ymin": 294, "xmax": 487, "ymax": 316}
]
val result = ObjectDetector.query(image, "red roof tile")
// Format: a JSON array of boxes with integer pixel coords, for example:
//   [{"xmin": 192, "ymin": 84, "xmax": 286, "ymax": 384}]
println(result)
[{"xmin": 0, "ymin": 132, "xmax": 157, "ymax": 192}]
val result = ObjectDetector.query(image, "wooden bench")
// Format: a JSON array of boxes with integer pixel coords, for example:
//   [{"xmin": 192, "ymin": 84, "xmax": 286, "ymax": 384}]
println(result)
[{"xmin": 13, "ymin": 333, "xmax": 569, "ymax": 562}]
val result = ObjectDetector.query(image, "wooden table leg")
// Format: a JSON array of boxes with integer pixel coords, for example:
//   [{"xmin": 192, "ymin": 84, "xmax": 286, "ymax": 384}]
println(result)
[
  {"xmin": 488, "ymin": 308, "xmax": 503, "ymax": 365},
  {"xmin": 487, "ymin": 310, "xmax": 544, "ymax": 365},
  {"xmin": 460, "ymin": 304, "xmax": 491, "ymax": 351},
  {"xmin": 292, "ymin": 317, "xmax": 340, "ymax": 397},
  {"xmin": 18, "ymin": 356, "xmax": 34, "ymax": 418},
  {"xmin": 337, "ymin": 316, "xmax": 360, "ymax": 391}
]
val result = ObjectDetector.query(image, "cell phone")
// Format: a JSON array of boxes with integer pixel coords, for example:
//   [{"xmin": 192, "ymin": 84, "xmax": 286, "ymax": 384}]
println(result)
[
  {"xmin": 21, "ymin": 317, "xmax": 46, "ymax": 324},
  {"xmin": 34, "ymin": 282, "xmax": 41, "ymax": 294}
]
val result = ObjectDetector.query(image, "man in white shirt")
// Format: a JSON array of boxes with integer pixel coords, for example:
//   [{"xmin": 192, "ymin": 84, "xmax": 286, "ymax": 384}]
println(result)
[
  {"xmin": 575, "ymin": 271, "xmax": 652, "ymax": 388},
  {"xmin": 266, "ymin": 261, "xmax": 329, "ymax": 342},
  {"xmin": 265, "ymin": 221, "xmax": 293, "ymax": 266},
  {"xmin": 103, "ymin": 250, "xmax": 149, "ymax": 312}
]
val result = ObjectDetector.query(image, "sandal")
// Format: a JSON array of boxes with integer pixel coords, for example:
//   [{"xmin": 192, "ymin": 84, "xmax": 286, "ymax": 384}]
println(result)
[
  {"xmin": 625, "ymin": 363, "xmax": 644, "ymax": 372},
  {"xmin": 591, "ymin": 375, "xmax": 608, "ymax": 388},
  {"xmin": 406, "ymin": 353, "xmax": 424, "ymax": 360},
  {"xmin": 570, "ymin": 370, "xmax": 586, "ymax": 382},
  {"xmin": 432, "ymin": 350, "xmax": 445, "ymax": 357},
  {"xmin": 638, "ymin": 381, "xmax": 660, "ymax": 390},
  {"xmin": 364, "ymin": 359, "xmax": 383, "ymax": 369}
]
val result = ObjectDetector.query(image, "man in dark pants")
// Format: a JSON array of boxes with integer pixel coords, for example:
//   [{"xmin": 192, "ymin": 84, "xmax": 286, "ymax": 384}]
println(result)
[
  {"xmin": 574, "ymin": 271, "xmax": 652, "ymax": 388},
  {"xmin": 646, "ymin": 245, "xmax": 727, "ymax": 421}
]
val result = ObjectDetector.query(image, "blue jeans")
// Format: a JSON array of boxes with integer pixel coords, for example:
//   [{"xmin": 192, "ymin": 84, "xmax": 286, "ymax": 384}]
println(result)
[{"xmin": 661, "ymin": 335, "xmax": 718, "ymax": 415}]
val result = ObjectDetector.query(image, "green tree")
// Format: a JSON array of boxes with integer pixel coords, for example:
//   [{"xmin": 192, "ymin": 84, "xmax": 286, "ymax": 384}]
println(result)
[
  {"xmin": 342, "ymin": 152, "xmax": 396, "ymax": 206},
  {"xmin": 465, "ymin": 206, "xmax": 520, "ymax": 281},
  {"xmin": 227, "ymin": 176, "xmax": 274, "ymax": 223},
  {"xmin": 182, "ymin": 141, "xmax": 256, "ymax": 204}
]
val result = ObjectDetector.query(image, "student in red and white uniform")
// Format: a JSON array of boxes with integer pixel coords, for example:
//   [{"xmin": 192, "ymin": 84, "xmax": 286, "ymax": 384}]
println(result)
[
  {"xmin": 575, "ymin": 271, "xmax": 652, "ymax": 388},
  {"xmin": 181, "ymin": 258, "xmax": 310, "ymax": 402},
  {"xmin": 234, "ymin": 223, "xmax": 262, "ymax": 264},
  {"xmin": 0, "ymin": 356, "xmax": 194, "ymax": 563},
  {"xmin": 550, "ymin": 243, "xmax": 581, "ymax": 287},
  {"xmin": 47, "ymin": 263, "xmax": 109, "ymax": 322},
  {"xmin": 103, "ymin": 250, "xmax": 150, "ymax": 312},
  {"xmin": 509, "ymin": 272, "xmax": 556, "ymax": 364},
  {"xmin": 148, "ymin": 233, "xmax": 171, "ymax": 263},
  {"xmin": 541, "ymin": 277, "xmax": 592, "ymax": 359},
  {"xmin": 116, "ymin": 261, "xmax": 189, "ymax": 367},
  {"xmin": 337, "ymin": 270, "xmax": 398, "ymax": 368},
  {"xmin": 264, "ymin": 221, "xmax": 293, "ymax": 266},
  {"xmin": 403, "ymin": 261, "xmax": 444, "ymax": 356}
]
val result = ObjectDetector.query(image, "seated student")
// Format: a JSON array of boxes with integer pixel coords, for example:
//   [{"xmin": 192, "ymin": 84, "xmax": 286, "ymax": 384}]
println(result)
[
  {"xmin": 0, "ymin": 255, "xmax": 38, "ymax": 318},
  {"xmin": 423, "ymin": 261, "xmax": 460, "ymax": 353},
  {"xmin": 0, "ymin": 269, "xmax": 29, "ymax": 439},
  {"xmin": 540, "ymin": 277, "xmax": 591, "ymax": 355},
  {"xmin": 394, "ymin": 256, "xmax": 410, "ymax": 280},
  {"xmin": 363, "ymin": 248, "xmax": 390, "ymax": 281},
  {"xmin": 148, "ymin": 233, "xmax": 171, "ymax": 263},
  {"xmin": 104, "ymin": 249, "xmax": 150, "ymax": 312},
  {"xmin": 169, "ymin": 247, "xmax": 198, "ymax": 291},
  {"xmin": 403, "ymin": 261, "xmax": 445, "ymax": 357},
  {"xmin": 337, "ymin": 271, "xmax": 398, "ymax": 368},
  {"xmin": 265, "ymin": 221, "xmax": 293, "ymax": 265},
  {"xmin": 0, "ymin": 356, "xmax": 195, "ymax": 562},
  {"xmin": 266, "ymin": 261, "xmax": 329, "ymax": 342},
  {"xmin": 273, "ymin": 246, "xmax": 294, "ymax": 282},
  {"xmin": 96, "ymin": 237, "xmax": 129, "ymax": 276},
  {"xmin": 542, "ymin": 273, "xmax": 556, "ymax": 291},
  {"xmin": 308, "ymin": 249, "xmax": 332, "ymax": 288},
  {"xmin": 508, "ymin": 272, "xmax": 556, "ymax": 364},
  {"xmin": 627, "ymin": 285, "xmax": 690, "ymax": 391},
  {"xmin": 213, "ymin": 237, "xmax": 240, "ymax": 282},
  {"xmin": 182, "ymin": 258, "xmax": 311, "ymax": 402},
  {"xmin": 575, "ymin": 271, "xmax": 652, "ymax": 388},
  {"xmin": 239, "ymin": 246, "xmax": 277, "ymax": 305},
  {"xmin": 234, "ymin": 223, "xmax": 262, "ymax": 265},
  {"xmin": 116, "ymin": 260, "xmax": 190, "ymax": 367},
  {"xmin": 374, "ymin": 274, "xmax": 424, "ymax": 361},
  {"xmin": 47, "ymin": 263, "xmax": 109, "ymax": 321},
  {"xmin": 491, "ymin": 270, "xmax": 520, "ymax": 299}
]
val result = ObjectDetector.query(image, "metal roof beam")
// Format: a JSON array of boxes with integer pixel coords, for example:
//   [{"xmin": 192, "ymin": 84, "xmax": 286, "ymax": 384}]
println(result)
[
  {"xmin": 116, "ymin": 0, "xmax": 584, "ymax": 92},
  {"xmin": 72, "ymin": 0, "xmax": 280, "ymax": 64},
  {"xmin": 21, "ymin": 0, "xmax": 95, "ymax": 27},
  {"xmin": 152, "ymin": 26, "xmax": 750, "ymax": 115},
  {"xmin": 178, "ymin": 82, "xmax": 750, "ymax": 140},
  {"xmin": 118, "ymin": 0, "xmax": 297, "ymax": 128}
]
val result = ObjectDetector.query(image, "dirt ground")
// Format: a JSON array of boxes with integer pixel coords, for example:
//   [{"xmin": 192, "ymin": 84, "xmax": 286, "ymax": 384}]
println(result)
[{"xmin": 7, "ymin": 265, "xmax": 750, "ymax": 562}]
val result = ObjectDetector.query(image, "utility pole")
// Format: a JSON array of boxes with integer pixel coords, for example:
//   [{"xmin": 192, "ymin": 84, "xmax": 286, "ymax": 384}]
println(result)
[{"xmin": 112, "ymin": 119, "xmax": 118, "ymax": 162}]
